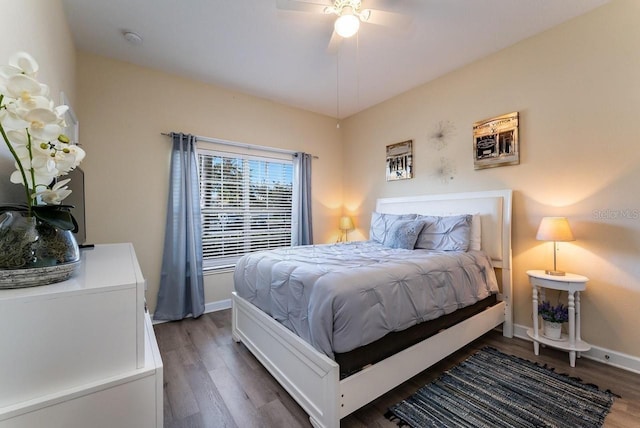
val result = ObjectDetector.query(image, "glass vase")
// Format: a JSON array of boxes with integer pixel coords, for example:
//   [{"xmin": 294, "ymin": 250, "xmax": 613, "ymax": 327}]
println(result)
[{"xmin": 0, "ymin": 210, "xmax": 80, "ymax": 288}]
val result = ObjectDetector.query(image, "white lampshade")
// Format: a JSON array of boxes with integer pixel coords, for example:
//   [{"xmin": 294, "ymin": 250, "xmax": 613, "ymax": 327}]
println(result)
[
  {"xmin": 339, "ymin": 216, "xmax": 354, "ymax": 231},
  {"xmin": 536, "ymin": 216, "xmax": 574, "ymax": 276},
  {"xmin": 334, "ymin": 13, "xmax": 360, "ymax": 38},
  {"xmin": 536, "ymin": 217, "xmax": 575, "ymax": 242}
]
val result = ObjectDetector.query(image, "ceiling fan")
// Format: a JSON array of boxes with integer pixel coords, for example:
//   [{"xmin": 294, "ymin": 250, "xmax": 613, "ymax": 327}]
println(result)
[{"xmin": 276, "ymin": 0, "xmax": 410, "ymax": 52}]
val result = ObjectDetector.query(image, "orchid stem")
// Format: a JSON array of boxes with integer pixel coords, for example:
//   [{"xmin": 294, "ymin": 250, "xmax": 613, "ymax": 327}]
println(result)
[
  {"xmin": 0, "ymin": 111, "xmax": 32, "ymax": 215},
  {"xmin": 26, "ymin": 131, "xmax": 36, "ymax": 213}
]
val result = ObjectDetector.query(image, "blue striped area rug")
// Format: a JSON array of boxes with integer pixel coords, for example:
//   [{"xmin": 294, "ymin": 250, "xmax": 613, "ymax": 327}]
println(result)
[{"xmin": 386, "ymin": 347, "xmax": 616, "ymax": 428}]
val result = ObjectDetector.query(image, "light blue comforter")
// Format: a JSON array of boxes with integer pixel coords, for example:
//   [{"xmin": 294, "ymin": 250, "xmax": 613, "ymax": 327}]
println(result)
[{"xmin": 234, "ymin": 241, "xmax": 498, "ymax": 359}]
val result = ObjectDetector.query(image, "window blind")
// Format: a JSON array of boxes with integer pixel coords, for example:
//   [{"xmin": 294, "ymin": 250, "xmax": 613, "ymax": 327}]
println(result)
[{"xmin": 198, "ymin": 150, "xmax": 293, "ymax": 269}]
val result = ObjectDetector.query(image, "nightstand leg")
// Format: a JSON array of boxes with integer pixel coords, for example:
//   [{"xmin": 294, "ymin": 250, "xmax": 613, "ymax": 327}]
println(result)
[
  {"xmin": 576, "ymin": 291, "xmax": 582, "ymax": 359},
  {"xmin": 568, "ymin": 291, "xmax": 576, "ymax": 367},
  {"xmin": 532, "ymin": 285, "xmax": 540, "ymax": 355}
]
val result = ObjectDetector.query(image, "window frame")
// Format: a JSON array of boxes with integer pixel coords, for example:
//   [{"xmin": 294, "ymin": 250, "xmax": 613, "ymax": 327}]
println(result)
[{"xmin": 197, "ymin": 147, "xmax": 294, "ymax": 270}]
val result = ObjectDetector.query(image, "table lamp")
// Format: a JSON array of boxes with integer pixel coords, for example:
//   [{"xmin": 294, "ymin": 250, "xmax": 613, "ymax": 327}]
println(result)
[
  {"xmin": 339, "ymin": 216, "xmax": 354, "ymax": 242},
  {"xmin": 536, "ymin": 217, "xmax": 575, "ymax": 276}
]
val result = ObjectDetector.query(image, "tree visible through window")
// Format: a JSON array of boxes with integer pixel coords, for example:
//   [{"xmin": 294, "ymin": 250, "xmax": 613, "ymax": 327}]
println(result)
[{"xmin": 198, "ymin": 150, "xmax": 293, "ymax": 268}]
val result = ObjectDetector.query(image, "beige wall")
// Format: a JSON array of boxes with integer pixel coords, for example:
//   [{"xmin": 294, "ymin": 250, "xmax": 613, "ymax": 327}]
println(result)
[
  {"xmin": 341, "ymin": 0, "xmax": 640, "ymax": 357},
  {"xmin": 0, "ymin": 0, "xmax": 76, "ymax": 202},
  {"xmin": 0, "ymin": 0, "xmax": 76, "ymax": 103},
  {"xmin": 76, "ymin": 52, "xmax": 343, "ymax": 313}
]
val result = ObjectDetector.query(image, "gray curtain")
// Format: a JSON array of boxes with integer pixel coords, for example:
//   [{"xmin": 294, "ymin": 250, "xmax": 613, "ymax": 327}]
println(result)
[
  {"xmin": 292, "ymin": 152, "xmax": 313, "ymax": 246},
  {"xmin": 155, "ymin": 133, "xmax": 205, "ymax": 320}
]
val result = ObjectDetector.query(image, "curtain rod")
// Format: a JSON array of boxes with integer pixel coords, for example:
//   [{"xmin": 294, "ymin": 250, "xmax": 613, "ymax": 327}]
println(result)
[{"xmin": 161, "ymin": 132, "xmax": 318, "ymax": 159}]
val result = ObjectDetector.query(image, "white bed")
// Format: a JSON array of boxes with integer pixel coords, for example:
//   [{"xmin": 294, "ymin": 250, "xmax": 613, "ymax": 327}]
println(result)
[{"xmin": 231, "ymin": 189, "xmax": 513, "ymax": 428}]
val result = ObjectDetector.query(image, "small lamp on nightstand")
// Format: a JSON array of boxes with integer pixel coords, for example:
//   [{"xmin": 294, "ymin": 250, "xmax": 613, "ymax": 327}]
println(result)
[
  {"xmin": 536, "ymin": 217, "xmax": 575, "ymax": 276},
  {"xmin": 338, "ymin": 216, "xmax": 355, "ymax": 242}
]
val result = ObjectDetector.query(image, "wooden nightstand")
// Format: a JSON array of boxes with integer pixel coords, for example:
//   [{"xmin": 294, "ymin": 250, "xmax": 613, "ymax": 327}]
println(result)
[{"xmin": 526, "ymin": 270, "xmax": 591, "ymax": 367}]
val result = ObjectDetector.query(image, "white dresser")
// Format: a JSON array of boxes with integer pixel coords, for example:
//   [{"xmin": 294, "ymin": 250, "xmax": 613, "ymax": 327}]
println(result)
[{"xmin": 0, "ymin": 243, "xmax": 163, "ymax": 428}]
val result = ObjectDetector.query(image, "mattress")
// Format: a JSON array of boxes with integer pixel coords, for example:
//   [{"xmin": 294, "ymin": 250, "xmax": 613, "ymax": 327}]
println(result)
[
  {"xmin": 335, "ymin": 294, "xmax": 498, "ymax": 378},
  {"xmin": 233, "ymin": 241, "xmax": 499, "ymax": 359}
]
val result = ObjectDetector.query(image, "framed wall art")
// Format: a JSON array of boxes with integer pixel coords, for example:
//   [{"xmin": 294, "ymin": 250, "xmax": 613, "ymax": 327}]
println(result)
[
  {"xmin": 473, "ymin": 112, "xmax": 519, "ymax": 170},
  {"xmin": 386, "ymin": 140, "xmax": 413, "ymax": 181}
]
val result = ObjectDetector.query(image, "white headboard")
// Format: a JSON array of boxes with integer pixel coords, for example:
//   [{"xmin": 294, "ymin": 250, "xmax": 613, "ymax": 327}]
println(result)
[
  {"xmin": 375, "ymin": 189, "xmax": 512, "ymax": 269},
  {"xmin": 375, "ymin": 189, "xmax": 513, "ymax": 336}
]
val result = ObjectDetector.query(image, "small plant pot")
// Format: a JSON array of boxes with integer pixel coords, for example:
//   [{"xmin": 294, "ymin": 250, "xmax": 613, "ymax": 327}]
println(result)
[{"xmin": 543, "ymin": 320, "xmax": 563, "ymax": 340}]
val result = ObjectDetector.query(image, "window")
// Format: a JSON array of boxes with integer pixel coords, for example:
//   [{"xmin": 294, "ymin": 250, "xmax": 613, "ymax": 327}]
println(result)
[{"xmin": 198, "ymin": 150, "xmax": 293, "ymax": 269}]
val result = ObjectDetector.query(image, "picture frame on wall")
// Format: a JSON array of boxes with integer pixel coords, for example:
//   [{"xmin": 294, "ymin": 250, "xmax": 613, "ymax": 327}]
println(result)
[
  {"xmin": 473, "ymin": 112, "xmax": 519, "ymax": 170},
  {"xmin": 386, "ymin": 140, "xmax": 413, "ymax": 181}
]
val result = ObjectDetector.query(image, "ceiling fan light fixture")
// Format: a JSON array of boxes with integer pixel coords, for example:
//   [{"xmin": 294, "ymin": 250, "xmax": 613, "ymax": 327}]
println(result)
[{"xmin": 334, "ymin": 12, "xmax": 360, "ymax": 38}]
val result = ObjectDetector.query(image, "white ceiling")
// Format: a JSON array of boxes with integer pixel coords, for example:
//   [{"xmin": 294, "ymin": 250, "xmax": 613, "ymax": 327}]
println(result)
[{"xmin": 61, "ymin": 0, "xmax": 608, "ymax": 119}]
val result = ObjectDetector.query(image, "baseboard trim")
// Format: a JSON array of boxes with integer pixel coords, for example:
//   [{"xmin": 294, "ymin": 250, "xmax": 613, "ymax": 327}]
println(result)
[
  {"xmin": 513, "ymin": 323, "xmax": 640, "ymax": 374},
  {"xmin": 204, "ymin": 298, "xmax": 232, "ymax": 314},
  {"xmin": 152, "ymin": 298, "xmax": 232, "ymax": 325}
]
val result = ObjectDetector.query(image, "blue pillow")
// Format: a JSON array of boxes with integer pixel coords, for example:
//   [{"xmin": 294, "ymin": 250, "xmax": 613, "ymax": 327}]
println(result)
[
  {"xmin": 415, "ymin": 214, "xmax": 472, "ymax": 251},
  {"xmin": 382, "ymin": 219, "xmax": 426, "ymax": 249},
  {"xmin": 369, "ymin": 212, "xmax": 417, "ymax": 244}
]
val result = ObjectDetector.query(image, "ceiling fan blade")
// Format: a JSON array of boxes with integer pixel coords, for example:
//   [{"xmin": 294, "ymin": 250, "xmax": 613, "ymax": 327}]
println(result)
[
  {"xmin": 326, "ymin": 30, "xmax": 342, "ymax": 54},
  {"xmin": 276, "ymin": 0, "xmax": 332, "ymax": 14},
  {"xmin": 361, "ymin": 9, "xmax": 412, "ymax": 28}
]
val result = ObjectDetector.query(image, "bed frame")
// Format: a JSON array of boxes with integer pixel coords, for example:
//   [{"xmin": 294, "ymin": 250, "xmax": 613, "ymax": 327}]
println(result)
[{"xmin": 231, "ymin": 189, "xmax": 513, "ymax": 428}]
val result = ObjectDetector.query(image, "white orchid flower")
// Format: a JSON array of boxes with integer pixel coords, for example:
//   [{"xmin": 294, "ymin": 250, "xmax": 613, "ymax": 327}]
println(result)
[
  {"xmin": 0, "ymin": 103, "xmax": 30, "ymax": 131},
  {"xmin": 8, "ymin": 52, "xmax": 39, "ymax": 77},
  {"xmin": 0, "ymin": 60, "xmax": 28, "ymax": 92},
  {"xmin": 65, "ymin": 144, "xmax": 85, "ymax": 164},
  {"xmin": 1, "ymin": 77, "xmax": 52, "ymax": 132},
  {"xmin": 36, "ymin": 178, "xmax": 72, "ymax": 205},
  {"xmin": 5, "ymin": 128, "xmax": 29, "ymax": 145},
  {"xmin": 31, "ymin": 122, "xmax": 63, "ymax": 144},
  {"xmin": 1, "ymin": 51, "xmax": 85, "ymax": 220},
  {"xmin": 5, "ymin": 74, "xmax": 45, "ymax": 100},
  {"xmin": 51, "ymin": 143, "xmax": 85, "ymax": 174},
  {"xmin": 0, "ymin": 51, "xmax": 38, "ymax": 102},
  {"xmin": 16, "ymin": 94, "xmax": 54, "ymax": 112},
  {"xmin": 0, "ymin": 64, "xmax": 21, "ymax": 80},
  {"xmin": 10, "ymin": 167, "xmax": 55, "ymax": 189},
  {"xmin": 23, "ymin": 108, "xmax": 62, "ymax": 141},
  {"xmin": 30, "ymin": 141, "xmax": 59, "ymax": 174},
  {"xmin": 23, "ymin": 107, "xmax": 57, "ymax": 125},
  {"xmin": 4, "ymin": 129, "xmax": 31, "ymax": 162},
  {"xmin": 1, "ymin": 98, "xmax": 53, "ymax": 135}
]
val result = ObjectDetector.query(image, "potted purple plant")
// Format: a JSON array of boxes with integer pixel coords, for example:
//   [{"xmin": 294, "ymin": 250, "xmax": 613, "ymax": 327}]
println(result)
[{"xmin": 538, "ymin": 301, "xmax": 569, "ymax": 340}]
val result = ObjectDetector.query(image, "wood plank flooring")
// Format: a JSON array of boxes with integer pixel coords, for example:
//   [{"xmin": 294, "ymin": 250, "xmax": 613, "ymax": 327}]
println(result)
[{"xmin": 154, "ymin": 310, "xmax": 640, "ymax": 428}]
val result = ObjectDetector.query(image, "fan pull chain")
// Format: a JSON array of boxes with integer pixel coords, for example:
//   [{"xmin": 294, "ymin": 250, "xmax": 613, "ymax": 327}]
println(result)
[
  {"xmin": 356, "ymin": 31, "xmax": 360, "ymax": 113},
  {"xmin": 336, "ymin": 49, "xmax": 340, "ymax": 128}
]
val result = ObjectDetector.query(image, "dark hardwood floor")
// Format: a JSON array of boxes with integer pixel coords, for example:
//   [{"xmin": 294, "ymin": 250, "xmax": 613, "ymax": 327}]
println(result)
[{"xmin": 155, "ymin": 310, "xmax": 640, "ymax": 428}]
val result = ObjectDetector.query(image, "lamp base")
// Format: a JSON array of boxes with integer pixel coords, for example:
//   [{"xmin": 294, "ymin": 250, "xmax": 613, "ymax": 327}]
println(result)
[{"xmin": 545, "ymin": 269, "xmax": 566, "ymax": 276}]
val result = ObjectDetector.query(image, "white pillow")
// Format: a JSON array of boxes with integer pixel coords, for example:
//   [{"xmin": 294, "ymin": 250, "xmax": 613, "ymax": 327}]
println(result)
[{"xmin": 470, "ymin": 213, "xmax": 481, "ymax": 251}]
